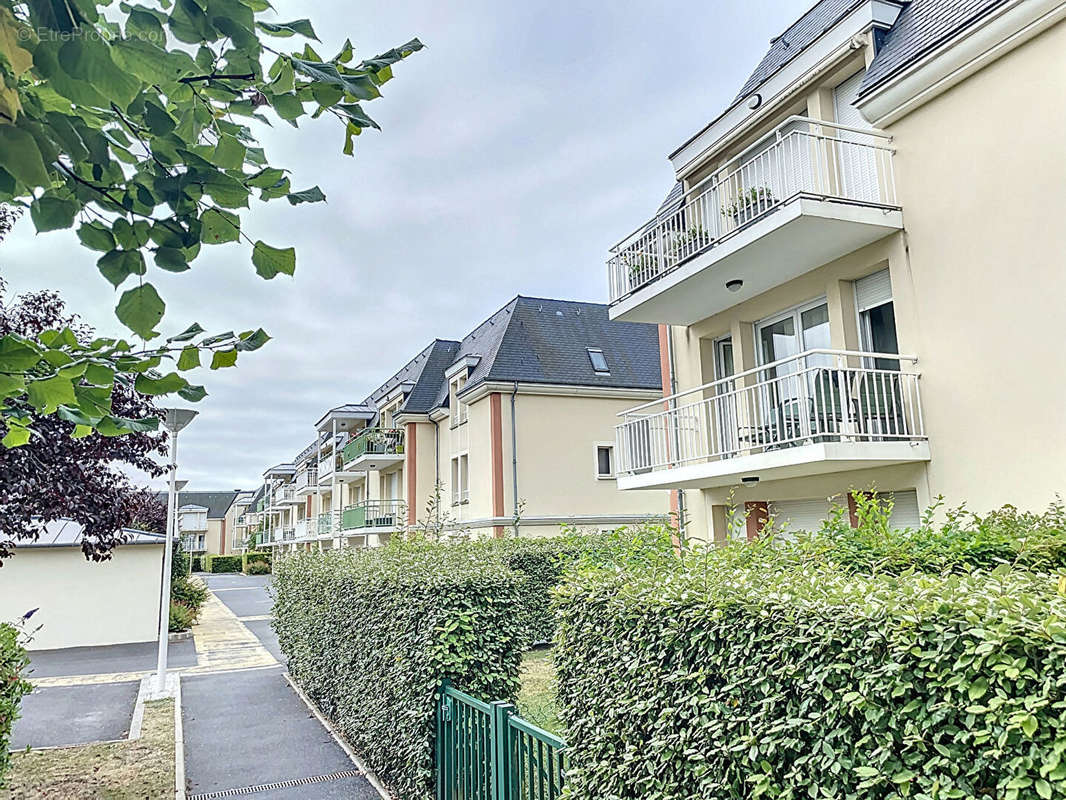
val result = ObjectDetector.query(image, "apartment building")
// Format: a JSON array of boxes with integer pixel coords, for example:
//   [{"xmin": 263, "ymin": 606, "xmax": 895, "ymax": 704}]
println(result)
[
  {"xmin": 606, "ymin": 0, "xmax": 1066, "ymax": 541},
  {"xmin": 256, "ymin": 296, "xmax": 671, "ymax": 549},
  {"xmin": 167, "ymin": 490, "xmax": 242, "ymax": 555},
  {"xmin": 226, "ymin": 489, "xmax": 258, "ymax": 553}
]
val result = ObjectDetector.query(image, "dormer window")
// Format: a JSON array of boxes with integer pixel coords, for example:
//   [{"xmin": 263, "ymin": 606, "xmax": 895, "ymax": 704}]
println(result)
[
  {"xmin": 587, "ymin": 348, "xmax": 610, "ymax": 375},
  {"xmin": 450, "ymin": 374, "xmax": 468, "ymax": 426}
]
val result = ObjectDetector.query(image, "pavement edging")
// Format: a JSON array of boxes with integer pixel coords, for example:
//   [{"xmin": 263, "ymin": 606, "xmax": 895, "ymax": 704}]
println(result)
[
  {"xmin": 175, "ymin": 675, "xmax": 186, "ymax": 800},
  {"xmin": 283, "ymin": 672, "xmax": 393, "ymax": 800}
]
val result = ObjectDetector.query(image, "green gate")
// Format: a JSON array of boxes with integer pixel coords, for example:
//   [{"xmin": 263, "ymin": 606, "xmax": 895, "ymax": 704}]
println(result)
[{"xmin": 436, "ymin": 680, "xmax": 567, "ymax": 800}]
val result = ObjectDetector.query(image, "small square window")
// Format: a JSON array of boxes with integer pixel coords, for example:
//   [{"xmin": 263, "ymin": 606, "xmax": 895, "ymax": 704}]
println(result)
[
  {"xmin": 596, "ymin": 445, "xmax": 614, "ymax": 478},
  {"xmin": 587, "ymin": 348, "xmax": 609, "ymax": 374}
]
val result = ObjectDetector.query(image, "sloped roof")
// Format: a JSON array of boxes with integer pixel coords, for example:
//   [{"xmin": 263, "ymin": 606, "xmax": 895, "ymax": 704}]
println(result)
[
  {"xmin": 734, "ymin": 0, "xmax": 864, "ymax": 103},
  {"xmin": 154, "ymin": 490, "xmax": 240, "ymax": 519},
  {"xmin": 858, "ymin": 0, "xmax": 1008, "ymax": 96},
  {"xmin": 21, "ymin": 519, "xmax": 164, "ymax": 548}
]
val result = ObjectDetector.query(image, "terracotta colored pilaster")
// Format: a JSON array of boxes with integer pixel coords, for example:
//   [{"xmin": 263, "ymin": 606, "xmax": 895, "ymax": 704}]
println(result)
[{"xmin": 745, "ymin": 501, "xmax": 770, "ymax": 540}]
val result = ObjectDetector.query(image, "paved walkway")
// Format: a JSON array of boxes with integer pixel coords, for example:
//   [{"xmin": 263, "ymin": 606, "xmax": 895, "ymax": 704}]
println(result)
[{"xmin": 181, "ymin": 574, "xmax": 378, "ymax": 799}]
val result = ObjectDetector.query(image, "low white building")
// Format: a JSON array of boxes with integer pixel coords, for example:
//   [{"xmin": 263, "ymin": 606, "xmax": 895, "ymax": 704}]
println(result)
[{"xmin": 0, "ymin": 520, "xmax": 165, "ymax": 651}]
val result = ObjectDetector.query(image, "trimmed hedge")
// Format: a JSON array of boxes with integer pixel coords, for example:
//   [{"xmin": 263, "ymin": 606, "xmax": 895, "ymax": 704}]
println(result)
[
  {"xmin": 0, "ymin": 622, "xmax": 31, "ymax": 784},
  {"xmin": 205, "ymin": 554, "xmax": 242, "ymax": 573},
  {"xmin": 241, "ymin": 552, "xmax": 272, "ymax": 573},
  {"xmin": 190, "ymin": 555, "xmax": 203, "ymax": 573},
  {"xmin": 273, "ymin": 543, "xmax": 527, "ymax": 799},
  {"xmin": 555, "ymin": 506, "xmax": 1066, "ymax": 800}
]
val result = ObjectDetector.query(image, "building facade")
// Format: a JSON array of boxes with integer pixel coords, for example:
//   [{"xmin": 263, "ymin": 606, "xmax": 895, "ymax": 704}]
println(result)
[
  {"xmin": 167, "ymin": 490, "xmax": 242, "ymax": 555},
  {"xmin": 255, "ymin": 297, "xmax": 672, "ymax": 550},
  {"xmin": 606, "ymin": 0, "xmax": 1066, "ymax": 541}
]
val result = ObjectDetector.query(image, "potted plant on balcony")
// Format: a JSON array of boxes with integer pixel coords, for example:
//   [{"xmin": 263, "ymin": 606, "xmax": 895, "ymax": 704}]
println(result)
[
  {"xmin": 672, "ymin": 225, "xmax": 713, "ymax": 259},
  {"xmin": 723, "ymin": 186, "xmax": 774, "ymax": 226}
]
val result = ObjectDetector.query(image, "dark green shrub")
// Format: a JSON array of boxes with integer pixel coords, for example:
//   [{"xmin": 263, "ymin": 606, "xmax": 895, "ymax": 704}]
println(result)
[
  {"xmin": 168, "ymin": 601, "xmax": 194, "ymax": 633},
  {"xmin": 555, "ymin": 530, "xmax": 1066, "ymax": 799},
  {"xmin": 273, "ymin": 543, "xmax": 526, "ymax": 800},
  {"xmin": 245, "ymin": 559, "xmax": 270, "ymax": 575},
  {"xmin": 242, "ymin": 551, "xmax": 272, "ymax": 572},
  {"xmin": 190, "ymin": 555, "xmax": 203, "ymax": 573},
  {"xmin": 171, "ymin": 541, "xmax": 191, "ymax": 581},
  {"xmin": 0, "ymin": 622, "xmax": 31, "ymax": 785},
  {"xmin": 171, "ymin": 575, "xmax": 208, "ymax": 619},
  {"xmin": 206, "ymin": 554, "xmax": 242, "ymax": 573}
]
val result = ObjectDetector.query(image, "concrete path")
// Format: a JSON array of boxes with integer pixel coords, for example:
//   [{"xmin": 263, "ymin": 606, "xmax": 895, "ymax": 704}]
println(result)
[
  {"xmin": 180, "ymin": 574, "xmax": 378, "ymax": 799},
  {"xmin": 11, "ymin": 681, "xmax": 140, "ymax": 748}
]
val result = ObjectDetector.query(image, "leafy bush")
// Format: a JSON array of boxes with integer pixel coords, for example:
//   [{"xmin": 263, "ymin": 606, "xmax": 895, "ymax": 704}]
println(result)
[
  {"xmin": 171, "ymin": 576, "xmax": 208, "ymax": 620},
  {"xmin": 242, "ymin": 552, "xmax": 272, "ymax": 573},
  {"xmin": 273, "ymin": 543, "xmax": 527, "ymax": 800},
  {"xmin": 245, "ymin": 560, "xmax": 270, "ymax": 575},
  {"xmin": 190, "ymin": 556, "xmax": 203, "ymax": 573},
  {"xmin": 555, "ymin": 507, "xmax": 1066, "ymax": 800},
  {"xmin": 168, "ymin": 601, "xmax": 195, "ymax": 633},
  {"xmin": 0, "ymin": 622, "xmax": 31, "ymax": 785},
  {"xmin": 171, "ymin": 542, "xmax": 191, "ymax": 581},
  {"xmin": 205, "ymin": 555, "xmax": 242, "ymax": 573}
]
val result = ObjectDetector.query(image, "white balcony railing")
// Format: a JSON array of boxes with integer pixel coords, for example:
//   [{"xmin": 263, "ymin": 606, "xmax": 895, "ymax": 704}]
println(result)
[
  {"xmin": 293, "ymin": 466, "xmax": 318, "ymax": 490},
  {"xmin": 318, "ymin": 455, "xmax": 336, "ymax": 480},
  {"xmin": 616, "ymin": 349, "xmax": 924, "ymax": 476},
  {"xmin": 608, "ymin": 117, "xmax": 897, "ymax": 303}
]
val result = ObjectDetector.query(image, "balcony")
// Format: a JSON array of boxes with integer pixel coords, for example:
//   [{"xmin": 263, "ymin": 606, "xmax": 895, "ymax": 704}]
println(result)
[
  {"xmin": 293, "ymin": 519, "xmax": 310, "ymax": 540},
  {"xmin": 608, "ymin": 118, "xmax": 903, "ymax": 325},
  {"xmin": 317, "ymin": 511, "xmax": 335, "ymax": 537},
  {"xmin": 340, "ymin": 500, "xmax": 404, "ymax": 532},
  {"xmin": 615, "ymin": 349, "xmax": 929, "ymax": 490},
  {"xmin": 294, "ymin": 466, "xmax": 318, "ymax": 495},
  {"xmin": 275, "ymin": 485, "xmax": 300, "ymax": 505},
  {"xmin": 281, "ymin": 527, "xmax": 295, "ymax": 541},
  {"xmin": 341, "ymin": 428, "xmax": 405, "ymax": 471}
]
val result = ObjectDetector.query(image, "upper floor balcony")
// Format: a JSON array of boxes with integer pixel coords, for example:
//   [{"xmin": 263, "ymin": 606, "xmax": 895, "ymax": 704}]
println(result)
[
  {"xmin": 608, "ymin": 118, "xmax": 903, "ymax": 325},
  {"xmin": 341, "ymin": 427, "xmax": 405, "ymax": 471},
  {"xmin": 274, "ymin": 484, "xmax": 300, "ymax": 506},
  {"xmin": 615, "ymin": 349, "xmax": 929, "ymax": 491},
  {"xmin": 340, "ymin": 499, "xmax": 405, "ymax": 533},
  {"xmin": 293, "ymin": 465, "xmax": 318, "ymax": 495}
]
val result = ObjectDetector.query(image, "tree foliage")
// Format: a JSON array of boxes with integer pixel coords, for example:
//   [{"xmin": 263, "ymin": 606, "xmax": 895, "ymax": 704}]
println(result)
[
  {"xmin": 0, "ymin": 281, "xmax": 170, "ymax": 560},
  {"xmin": 0, "ymin": 0, "xmax": 422, "ymax": 443}
]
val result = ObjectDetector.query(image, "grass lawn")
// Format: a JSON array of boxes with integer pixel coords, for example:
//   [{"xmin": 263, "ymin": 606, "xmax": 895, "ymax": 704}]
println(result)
[
  {"xmin": 516, "ymin": 647, "xmax": 564, "ymax": 737},
  {"xmin": 0, "ymin": 698, "xmax": 175, "ymax": 799}
]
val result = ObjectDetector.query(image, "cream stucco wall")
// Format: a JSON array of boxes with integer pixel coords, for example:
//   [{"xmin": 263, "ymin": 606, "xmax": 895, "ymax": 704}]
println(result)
[
  {"xmin": 662, "ymin": 18, "xmax": 1066, "ymax": 542},
  {"xmin": 0, "ymin": 544, "xmax": 164, "ymax": 651}
]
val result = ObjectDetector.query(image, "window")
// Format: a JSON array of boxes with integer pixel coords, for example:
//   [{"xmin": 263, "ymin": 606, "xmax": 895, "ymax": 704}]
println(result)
[
  {"xmin": 451, "ymin": 454, "xmax": 469, "ymax": 504},
  {"xmin": 587, "ymin": 348, "xmax": 610, "ymax": 374},
  {"xmin": 855, "ymin": 269, "xmax": 900, "ymax": 370},
  {"xmin": 450, "ymin": 374, "xmax": 468, "ymax": 426},
  {"xmin": 595, "ymin": 445, "xmax": 615, "ymax": 479}
]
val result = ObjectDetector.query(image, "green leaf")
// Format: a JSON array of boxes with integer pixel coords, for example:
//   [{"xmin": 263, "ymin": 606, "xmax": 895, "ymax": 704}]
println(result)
[
  {"xmin": 967, "ymin": 677, "xmax": 988, "ymax": 701},
  {"xmin": 853, "ymin": 767, "xmax": 879, "ymax": 779},
  {"xmin": 199, "ymin": 208, "xmax": 240, "ymax": 244},
  {"xmin": 57, "ymin": 38, "xmax": 142, "ymax": 108},
  {"xmin": 891, "ymin": 770, "xmax": 916, "ymax": 784},
  {"xmin": 0, "ymin": 335, "xmax": 42, "ymax": 371},
  {"xmin": 2, "ymin": 423, "xmax": 32, "ymax": 448},
  {"xmin": 256, "ymin": 19, "xmax": 318, "ymax": 39},
  {"xmin": 144, "ymin": 100, "xmax": 177, "ymax": 136},
  {"xmin": 134, "ymin": 371, "xmax": 187, "ymax": 395},
  {"xmin": 84, "ymin": 363, "xmax": 115, "ymax": 386},
  {"xmin": 154, "ymin": 247, "xmax": 189, "ymax": 271},
  {"xmin": 1036, "ymin": 780, "xmax": 1052, "ymax": 799},
  {"xmin": 213, "ymin": 135, "xmax": 246, "ymax": 170},
  {"xmin": 270, "ymin": 92, "xmax": 303, "ymax": 121},
  {"xmin": 115, "ymin": 283, "xmax": 165, "ymax": 339},
  {"xmin": 210, "ymin": 349, "xmax": 238, "ymax": 369},
  {"xmin": 77, "ymin": 222, "xmax": 116, "ymax": 252},
  {"xmin": 0, "ymin": 374, "xmax": 26, "ymax": 397},
  {"xmin": 71, "ymin": 424, "xmax": 93, "ymax": 439},
  {"xmin": 97, "ymin": 249, "xmax": 147, "ymax": 288},
  {"xmin": 247, "ymin": 167, "xmax": 286, "ymax": 188},
  {"xmin": 1022, "ymin": 714, "xmax": 1039, "ymax": 736},
  {"xmin": 177, "ymin": 346, "xmax": 200, "ymax": 370},
  {"xmin": 178, "ymin": 383, "xmax": 207, "ymax": 402},
  {"xmin": 30, "ymin": 196, "xmax": 79, "ymax": 231},
  {"xmin": 26, "ymin": 375, "xmax": 77, "ymax": 412},
  {"xmin": 251, "ymin": 241, "xmax": 295, "ymax": 279},
  {"xmin": 286, "ymin": 186, "xmax": 326, "ymax": 205},
  {"xmin": 167, "ymin": 323, "xmax": 206, "ymax": 343},
  {"xmin": 0, "ymin": 125, "xmax": 50, "ymax": 188},
  {"xmin": 235, "ymin": 328, "xmax": 271, "ymax": 351}
]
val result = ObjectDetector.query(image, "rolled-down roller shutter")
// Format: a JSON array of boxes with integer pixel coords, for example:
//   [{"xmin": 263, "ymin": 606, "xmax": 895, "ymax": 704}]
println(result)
[{"xmin": 769, "ymin": 497, "xmax": 831, "ymax": 537}]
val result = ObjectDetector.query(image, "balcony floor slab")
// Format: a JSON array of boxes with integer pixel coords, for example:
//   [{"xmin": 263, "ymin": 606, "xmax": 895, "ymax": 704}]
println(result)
[
  {"xmin": 610, "ymin": 198, "xmax": 903, "ymax": 325},
  {"xmin": 618, "ymin": 440, "xmax": 930, "ymax": 491}
]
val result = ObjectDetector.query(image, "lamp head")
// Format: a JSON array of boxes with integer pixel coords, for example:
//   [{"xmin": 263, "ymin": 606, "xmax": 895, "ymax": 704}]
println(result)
[{"xmin": 163, "ymin": 408, "xmax": 198, "ymax": 434}]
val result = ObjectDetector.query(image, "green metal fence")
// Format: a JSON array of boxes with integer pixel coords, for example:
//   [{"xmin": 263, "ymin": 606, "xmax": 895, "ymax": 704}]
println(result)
[{"xmin": 436, "ymin": 680, "xmax": 567, "ymax": 800}]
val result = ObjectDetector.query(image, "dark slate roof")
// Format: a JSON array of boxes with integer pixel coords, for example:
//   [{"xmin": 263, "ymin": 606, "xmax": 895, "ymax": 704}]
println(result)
[
  {"xmin": 21, "ymin": 519, "xmax": 163, "ymax": 548},
  {"xmin": 473, "ymin": 297, "xmax": 662, "ymax": 392},
  {"xmin": 154, "ymin": 490, "xmax": 240, "ymax": 519},
  {"xmin": 859, "ymin": 0, "xmax": 1008, "ymax": 96},
  {"xmin": 734, "ymin": 0, "xmax": 864, "ymax": 103},
  {"xmin": 359, "ymin": 340, "xmax": 459, "ymax": 419}
]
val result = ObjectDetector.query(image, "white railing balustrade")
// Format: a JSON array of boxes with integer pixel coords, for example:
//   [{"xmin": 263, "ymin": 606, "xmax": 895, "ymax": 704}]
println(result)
[
  {"xmin": 318, "ymin": 455, "xmax": 335, "ymax": 480},
  {"xmin": 616, "ymin": 349, "xmax": 924, "ymax": 476},
  {"xmin": 607, "ymin": 117, "xmax": 897, "ymax": 303}
]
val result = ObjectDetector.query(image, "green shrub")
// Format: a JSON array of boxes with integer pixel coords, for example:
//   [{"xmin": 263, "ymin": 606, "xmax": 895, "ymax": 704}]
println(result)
[
  {"xmin": 190, "ymin": 555, "xmax": 203, "ymax": 573},
  {"xmin": 205, "ymin": 554, "xmax": 242, "ymax": 573},
  {"xmin": 171, "ymin": 542, "xmax": 191, "ymax": 581},
  {"xmin": 168, "ymin": 601, "xmax": 195, "ymax": 633},
  {"xmin": 242, "ymin": 552, "xmax": 272, "ymax": 573},
  {"xmin": 171, "ymin": 575, "xmax": 208, "ymax": 620},
  {"xmin": 273, "ymin": 543, "xmax": 527, "ymax": 800},
  {"xmin": 245, "ymin": 559, "xmax": 270, "ymax": 575},
  {"xmin": 555, "ymin": 532, "xmax": 1066, "ymax": 799},
  {"xmin": 0, "ymin": 622, "xmax": 31, "ymax": 785}
]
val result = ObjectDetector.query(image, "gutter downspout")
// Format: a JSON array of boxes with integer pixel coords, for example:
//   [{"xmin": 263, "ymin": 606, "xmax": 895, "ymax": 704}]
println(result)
[
  {"xmin": 510, "ymin": 382, "xmax": 519, "ymax": 537},
  {"xmin": 665, "ymin": 326, "xmax": 687, "ymax": 544}
]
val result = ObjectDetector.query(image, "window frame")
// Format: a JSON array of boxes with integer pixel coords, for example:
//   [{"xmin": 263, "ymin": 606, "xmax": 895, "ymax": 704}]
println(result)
[
  {"xmin": 593, "ymin": 441, "xmax": 616, "ymax": 480},
  {"xmin": 587, "ymin": 347, "xmax": 610, "ymax": 375}
]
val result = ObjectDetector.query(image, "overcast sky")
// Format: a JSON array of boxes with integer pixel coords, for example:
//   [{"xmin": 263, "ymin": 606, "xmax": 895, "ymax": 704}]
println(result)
[{"xmin": 2, "ymin": 0, "xmax": 811, "ymax": 490}]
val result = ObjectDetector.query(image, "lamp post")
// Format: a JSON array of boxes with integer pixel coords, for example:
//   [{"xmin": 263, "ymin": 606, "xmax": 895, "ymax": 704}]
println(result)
[{"xmin": 155, "ymin": 408, "xmax": 198, "ymax": 695}]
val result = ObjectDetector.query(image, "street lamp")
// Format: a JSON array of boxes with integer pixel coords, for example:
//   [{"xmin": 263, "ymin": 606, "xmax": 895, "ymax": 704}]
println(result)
[{"xmin": 154, "ymin": 408, "xmax": 198, "ymax": 696}]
